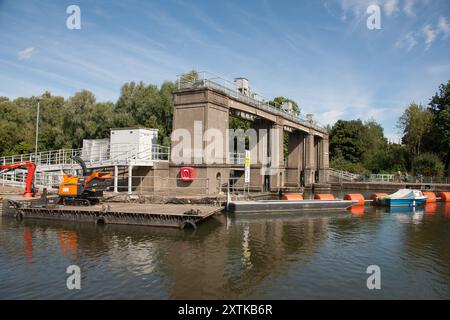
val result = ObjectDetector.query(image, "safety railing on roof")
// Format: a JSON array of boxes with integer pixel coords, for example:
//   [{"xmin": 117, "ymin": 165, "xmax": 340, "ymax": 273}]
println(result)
[{"xmin": 176, "ymin": 71, "xmax": 326, "ymax": 133}]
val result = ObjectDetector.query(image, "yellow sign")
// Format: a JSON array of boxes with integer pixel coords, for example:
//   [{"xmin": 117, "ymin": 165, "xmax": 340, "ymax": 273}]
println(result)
[{"xmin": 244, "ymin": 150, "xmax": 250, "ymax": 183}]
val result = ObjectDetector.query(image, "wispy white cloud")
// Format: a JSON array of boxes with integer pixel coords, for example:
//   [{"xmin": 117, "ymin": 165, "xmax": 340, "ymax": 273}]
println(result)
[
  {"xmin": 17, "ymin": 47, "xmax": 34, "ymax": 60},
  {"xmin": 320, "ymin": 109, "xmax": 345, "ymax": 125},
  {"xmin": 437, "ymin": 16, "xmax": 450, "ymax": 38},
  {"xmin": 395, "ymin": 32, "xmax": 417, "ymax": 51},
  {"xmin": 403, "ymin": 0, "xmax": 415, "ymax": 16},
  {"xmin": 422, "ymin": 24, "xmax": 437, "ymax": 49},
  {"xmin": 425, "ymin": 64, "xmax": 450, "ymax": 74},
  {"xmin": 384, "ymin": 0, "xmax": 399, "ymax": 16}
]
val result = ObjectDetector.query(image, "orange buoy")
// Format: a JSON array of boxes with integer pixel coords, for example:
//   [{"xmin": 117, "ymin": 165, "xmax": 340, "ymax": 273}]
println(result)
[
  {"xmin": 369, "ymin": 193, "xmax": 388, "ymax": 205},
  {"xmin": 344, "ymin": 193, "xmax": 365, "ymax": 206},
  {"xmin": 314, "ymin": 194, "xmax": 335, "ymax": 200},
  {"xmin": 281, "ymin": 193, "xmax": 303, "ymax": 200},
  {"xmin": 438, "ymin": 192, "xmax": 450, "ymax": 202},
  {"xmin": 422, "ymin": 191, "xmax": 436, "ymax": 203}
]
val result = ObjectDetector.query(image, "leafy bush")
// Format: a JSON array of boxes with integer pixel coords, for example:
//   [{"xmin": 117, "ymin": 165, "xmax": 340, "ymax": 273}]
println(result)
[
  {"xmin": 330, "ymin": 155, "xmax": 368, "ymax": 174},
  {"xmin": 413, "ymin": 153, "xmax": 444, "ymax": 176}
]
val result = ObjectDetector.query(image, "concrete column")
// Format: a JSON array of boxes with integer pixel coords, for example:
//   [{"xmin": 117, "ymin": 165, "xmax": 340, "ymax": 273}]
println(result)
[
  {"xmin": 304, "ymin": 133, "xmax": 316, "ymax": 187},
  {"xmin": 249, "ymin": 120, "xmax": 269, "ymax": 190},
  {"xmin": 319, "ymin": 137, "xmax": 329, "ymax": 183},
  {"xmin": 286, "ymin": 131, "xmax": 304, "ymax": 187},
  {"xmin": 128, "ymin": 165, "xmax": 133, "ymax": 194},
  {"xmin": 114, "ymin": 165, "xmax": 118, "ymax": 193},
  {"xmin": 269, "ymin": 123, "xmax": 284, "ymax": 190}
]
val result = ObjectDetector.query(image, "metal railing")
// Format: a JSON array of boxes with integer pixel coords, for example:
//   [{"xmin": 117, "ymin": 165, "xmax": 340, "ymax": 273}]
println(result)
[
  {"xmin": 0, "ymin": 144, "xmax": 170, "ymax": 171},
  {"xmin": 368, "ymin": 174, "xmax": 395, "ymax": 182},
  {"xmin": 0, "ymin": 172, "xmax": 211, "ymax": 196},
  {"xmin": 176, "ymin": 71, "xmax": 327, "ymax": 133},
  {"xmin": 107, "ymin": 175, "xmax": 210, "ymax": 196},
  {"xmin": 328, "ymin": 168, "xmax": 450, "ymax": 184},
  {"xmin": 228, "ymin": 152, "xmax": 246, "ymax": 165},
  {"xmin": 328, "ymin": 168, "xmax": 362, "ymax": 182},
  {"xmin": 218, "ymin": 176, "xmax": 265, "ymax": 195},
  {"xmin": 0, "ymin": 170, "xmax": 64, "ymax": 189},
  {"xmin": 366, "ymin": 174, "xmax": 450, "ymax": 184}
]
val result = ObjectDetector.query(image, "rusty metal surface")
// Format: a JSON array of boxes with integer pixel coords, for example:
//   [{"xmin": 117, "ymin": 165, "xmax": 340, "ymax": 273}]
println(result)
[{"xmin": 4, "ymin": 200, "xmax": 223, "ymax": 229}]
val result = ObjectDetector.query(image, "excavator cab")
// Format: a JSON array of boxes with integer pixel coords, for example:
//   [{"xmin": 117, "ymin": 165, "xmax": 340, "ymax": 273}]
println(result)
[{"xmin": 58, "ymin": 156, "xmax": 112, "ymax": 205}]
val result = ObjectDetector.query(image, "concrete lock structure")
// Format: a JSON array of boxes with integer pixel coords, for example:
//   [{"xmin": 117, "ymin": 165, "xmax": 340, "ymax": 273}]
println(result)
[{"xmin": 169, "ymin": 72, "xmax": 329, "ymax": 195}]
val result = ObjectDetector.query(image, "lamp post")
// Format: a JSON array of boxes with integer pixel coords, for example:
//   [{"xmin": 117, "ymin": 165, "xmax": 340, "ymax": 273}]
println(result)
[{"xmin": 34, "ymin": 96, "xmax": 41, "ymax": 162}]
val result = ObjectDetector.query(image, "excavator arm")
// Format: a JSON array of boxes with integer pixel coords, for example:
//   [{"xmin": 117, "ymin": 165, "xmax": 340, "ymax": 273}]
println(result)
[{"xmin": 0, "ymin": 161, "xmax": 36, "ymax": 197}]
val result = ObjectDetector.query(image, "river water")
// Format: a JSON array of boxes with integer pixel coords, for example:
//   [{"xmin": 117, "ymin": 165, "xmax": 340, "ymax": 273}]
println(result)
[{"xmin": 1, "ymin": 201, "xmax": 449, "ymax": 299}]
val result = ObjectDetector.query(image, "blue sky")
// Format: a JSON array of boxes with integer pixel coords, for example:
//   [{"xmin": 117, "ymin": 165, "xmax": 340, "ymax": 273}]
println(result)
[{"xmin": 1, "ymin": 0, "xmax": 449, "ymax": 141}]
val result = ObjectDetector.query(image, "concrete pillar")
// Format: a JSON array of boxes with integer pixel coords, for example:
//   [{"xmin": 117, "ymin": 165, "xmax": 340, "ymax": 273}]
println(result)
[
  {"xmin": 114, "ymin": 165, "xmax": 118, "ymax": 193},
  {"xmin": 269, "ymin": 123, "xmax": 284, "ymax": 190},
  {"xmin": 171, "ymin": 90, "xmax": 230, "ymax": 195},
  {"xmin": 319, "ymin": 137, "xmax": 329, "ymax": 183},
  {"xmin": 249, "ymin": 119, "xmax": 269, "ymax": 191},
  {"xmin": 128, "ymin": 165, "xmax": 133, "ymax": 194},
  {"xmin": 304, "ymin": 133, "xmax": 316, "ymax": 187},
  {"xmin": 286, "ymin": 131, "xmax": 304, "ymax": 187}
]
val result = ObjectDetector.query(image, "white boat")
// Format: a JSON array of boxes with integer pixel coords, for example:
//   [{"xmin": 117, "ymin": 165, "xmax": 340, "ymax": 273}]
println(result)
[{"xmin": 376, "ymin": 189, "xmax": 427, "ymax": 207}]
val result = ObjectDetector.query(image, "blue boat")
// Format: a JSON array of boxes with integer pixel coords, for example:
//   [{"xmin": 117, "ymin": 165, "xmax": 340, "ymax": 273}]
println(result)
[{"xmin": 376, "ymin": 189, "xmax": 427, "ymax": 207}]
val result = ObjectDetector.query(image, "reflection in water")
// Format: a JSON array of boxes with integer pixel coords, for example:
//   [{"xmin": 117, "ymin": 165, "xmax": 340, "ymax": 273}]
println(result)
[
  {"xmin": 0, "ymin": 204, "xmax": 449, "ymax": 299},
  {"xmin": 23, "ymin": 229, "xmax": 33, "ymax": 263},
  {"xmin": 349, "ymin": 205, "xmax": 365, "ymax": 217},
  {"xmin": 58, "ymin": 230, "xmax": 78, "ymax": 256},
  {"xmin": 444, "ymin": 203, "xmax": 450, "ymax": 218},
  {"xmin": 425, "ymin": 203, "xmax": 437, "ymax": 214},
  {"xmin": 241, "ymin": 225, "xmax": 252, "ymax": 270}
]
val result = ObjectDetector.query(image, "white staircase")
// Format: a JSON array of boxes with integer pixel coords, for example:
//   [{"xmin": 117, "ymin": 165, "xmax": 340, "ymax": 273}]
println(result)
[{"xmin": 328, "ymin": 168, "xmax": 362, "ymax": 182}]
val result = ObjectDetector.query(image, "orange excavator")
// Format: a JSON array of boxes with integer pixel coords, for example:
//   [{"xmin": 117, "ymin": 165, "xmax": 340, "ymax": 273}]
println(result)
[
  {"xmin": 0, "ymin": 161, "xmax": 37, "ymax": 197},
  {"xmin": 58, "ymin": 156, "xmax": 112, "ymax": 205}
]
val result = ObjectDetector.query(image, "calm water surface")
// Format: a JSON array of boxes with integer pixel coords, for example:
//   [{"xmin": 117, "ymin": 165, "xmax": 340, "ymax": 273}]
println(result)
[{"xmin": 1, "ymin": 201, "xmax": 449, "ymax": 299}]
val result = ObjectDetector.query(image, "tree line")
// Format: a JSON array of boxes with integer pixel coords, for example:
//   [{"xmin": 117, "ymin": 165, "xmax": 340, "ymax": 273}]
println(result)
[
  {"xmin": 328, "ymin": 80, "xmax": 450, "ymax": 177},
  {"xmin": 0, "ymin": 71, "xmax": 448, "ymax": 177},
  {"xmin": 0, "ymin": 80, "xmax": 176, "ymax": 156}
]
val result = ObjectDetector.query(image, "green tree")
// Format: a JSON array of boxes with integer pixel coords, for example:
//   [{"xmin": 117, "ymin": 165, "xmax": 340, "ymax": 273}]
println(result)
[
  {"xmin": 64, "ymin": 90, "xmax": 103, "ymax": 147},
  {"xmin": 329, "ymin": 119, "xmax": 366, "ymax": 164},
  {"xmin": 413, "ymin": 152, "xmax": 444, "ymax": 176},
  {"xmin": 428, "ymin": 80, "xmax": 450, "ymax": 175},
  {"xmin": 37, "ymin": 92, "xmax": 69, "ymax": 150},
  {"xmin": 0, "ymin": 97, "xmax": 32, "ymax": 155},
  {"xmin": 360, "ymin": 119, "xmax": 388, "ymax": 172},
  {"xmin": 397, "ymin": 103, "xmax": 432, "ymax": 173},
  {"xmin": 270, "ymin": 96, "xmax": 300, "ymax": 115},
  {"xmin": 114, "ymin": 80, "xmax": 176, "ymax": 146},
  {"xmin": 178, "ymin": 70, "xmax": 199, "ymax": 88}
]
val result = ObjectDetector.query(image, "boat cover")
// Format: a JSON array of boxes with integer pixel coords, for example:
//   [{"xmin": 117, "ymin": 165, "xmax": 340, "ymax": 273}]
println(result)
[{"xmin": 382, "ymin": 189, "xmax": 424, "ymax": 199}]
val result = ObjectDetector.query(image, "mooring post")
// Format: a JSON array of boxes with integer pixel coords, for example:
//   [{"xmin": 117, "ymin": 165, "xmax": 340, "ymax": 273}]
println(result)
[{"xmin": 114, "ymin": 165, "xmax": 118, "ymax": 193}]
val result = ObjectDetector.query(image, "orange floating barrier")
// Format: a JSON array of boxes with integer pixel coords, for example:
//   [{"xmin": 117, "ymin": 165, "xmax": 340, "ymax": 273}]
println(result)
[
  {"xmin": 314, "ymin": 194, "xmax": 335, "ymax": 200},
  {"xmin": 438, "ymin": 192, "xmax": 450, "ymax": 202},
  {"xmin": 281, "ymin": 193, "xmax": 303, "ymax": 200},
  {"xmin": 344, "ymin": 194, "xmax": 365, "ymax": 205},
  {"xmin": 422, "ymin": 191, "xmax": 436, "ymax": 203},
  {"xmin": 369, "ymin": 193, "xmax": 388, "ymax": 205}
]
